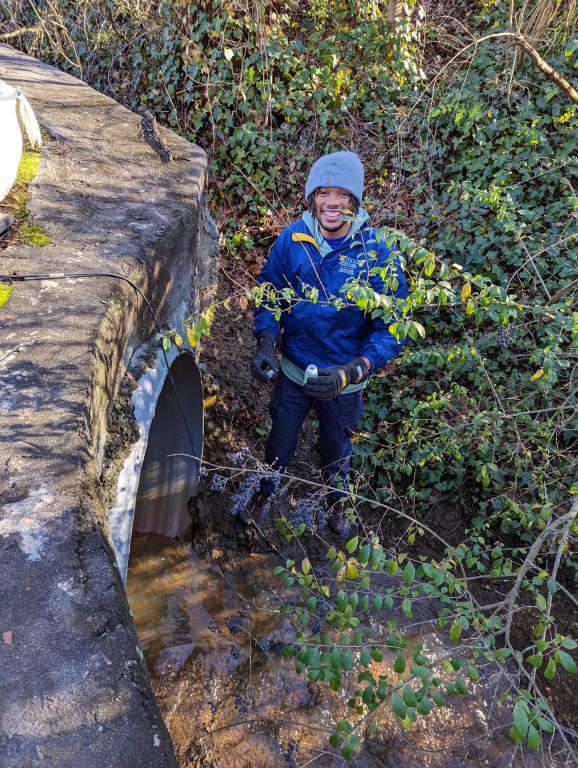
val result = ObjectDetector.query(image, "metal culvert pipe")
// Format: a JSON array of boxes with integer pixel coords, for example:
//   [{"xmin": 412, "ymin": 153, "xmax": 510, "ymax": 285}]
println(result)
[{"xmin": 110, "ymin": 350, "xmax": 203, "ymax": 582}]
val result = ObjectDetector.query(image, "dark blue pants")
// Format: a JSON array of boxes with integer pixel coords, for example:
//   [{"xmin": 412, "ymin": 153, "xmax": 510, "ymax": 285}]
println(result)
[{"xmin": 260, "ymin": 370, "xmax": 364, "ymax": 497}]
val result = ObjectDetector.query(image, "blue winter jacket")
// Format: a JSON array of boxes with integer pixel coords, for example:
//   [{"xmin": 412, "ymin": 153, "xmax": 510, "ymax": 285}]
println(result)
[{"xmin": 254, "ymin": 213, "xmax": 409, "ymax": 372}]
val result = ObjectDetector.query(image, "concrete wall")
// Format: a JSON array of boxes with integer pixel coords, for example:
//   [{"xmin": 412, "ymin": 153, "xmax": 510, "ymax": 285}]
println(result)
[{"xmin": 0, "ymin": 46, "xmax": 217, "ymax": 767}]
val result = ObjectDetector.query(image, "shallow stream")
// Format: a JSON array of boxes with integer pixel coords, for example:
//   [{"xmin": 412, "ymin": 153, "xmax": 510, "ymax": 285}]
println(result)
[{"xmin": 125, "ymin": 529, "xmax": 549, "ymax": 768}]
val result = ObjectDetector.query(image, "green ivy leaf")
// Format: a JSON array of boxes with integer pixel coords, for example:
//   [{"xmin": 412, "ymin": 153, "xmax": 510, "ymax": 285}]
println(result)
[
  {"xmin": 346, "ymin": 535, "xmax": 359, "ymax": 554},
  {"xmin": 422, "ymin": 562, "xmax": 437, "ymax": 579},
  {"xmin": 342, "ymin": 649, "xmax": 353, "ymax": 672},
  {"xmin": 341, "ymin": 738, "xmax": 354, "ymax": 760},
  {"xmin": 467, "ymin": 665, "xmax": 480, "ymax": 681},
  {"xmin": 449, "ymin": 619, "xmax": 462, "ymax": 643},
  {"xmin": 527, "ymin": 724, "xmax": 540, "ymax": 751},
  {"xmin": 557, "ymin": 650, "xmax": 577, "ymax": 674},
  {"xmin": 371, "ymin": 647, "xmax": 383, "ymax": 662},
  {"xmin": 513, "ymin": 700, "xmax": 529, "ymax": 739},
  {"xmin": 432, "ymin": 691, "xmax": 446, "ymax": 707},
  {"xmin": 402, "ymin": 561, "xmax": 415, "ymax": 585},
  {"xmin": 416, "ymin": 696, "xmax": 432, "ymax": 715},
  {"xmin": 538, "ymin": 717, "xmax": 555, "ymax": 733},
  {"xmin": 535, "ymin": 593, "xmax": 547, "ymax": 611},
  {"xmin": 372, "ymin": 595, "xmax": 383, "ymax": 611},
  {"xmin": 403, "ymin": 686, "xmax": 417, "ymax": 708},
  {"xmin": 392, "ymin": 693, "xmax": 407, "ymax": 719},
  {"xmin": 544, "ymin": 658, "xmax": 556, "ymax": 680}
]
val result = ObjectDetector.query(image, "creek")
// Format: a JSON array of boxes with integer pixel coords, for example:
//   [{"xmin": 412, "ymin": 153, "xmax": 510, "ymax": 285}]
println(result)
[{"xmin": 124, "ymin": 522, "xmax": 543, "ymax": 768}]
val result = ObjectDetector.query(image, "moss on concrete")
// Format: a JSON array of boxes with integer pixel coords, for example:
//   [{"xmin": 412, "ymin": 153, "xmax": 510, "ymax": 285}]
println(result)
[
  {"xmin": 1, "ymin": 148, "xmax": 51, "ymax": 248},
  {"xmin": 19, "ymin": 221, "xmax": 51, "ymax": 246},
  {"xmin": 16, "ymin": 149, "xmax": 41, "ymax": 187}
]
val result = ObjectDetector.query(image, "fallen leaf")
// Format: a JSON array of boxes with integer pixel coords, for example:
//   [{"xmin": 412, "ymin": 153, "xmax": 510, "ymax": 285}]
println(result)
[
  {"xmin": 3, "ymin": 630, "xmax": 13, "ymax": 644},
  {"xmin": 203, "ymin": 394, "xmax": 217, "ymax": 409}
]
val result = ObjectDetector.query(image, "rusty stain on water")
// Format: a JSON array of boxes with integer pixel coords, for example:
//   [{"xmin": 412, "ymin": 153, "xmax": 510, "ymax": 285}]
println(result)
[{"xmin": 125, "ymin": 533, "xmax": 552, "ymax": 768}]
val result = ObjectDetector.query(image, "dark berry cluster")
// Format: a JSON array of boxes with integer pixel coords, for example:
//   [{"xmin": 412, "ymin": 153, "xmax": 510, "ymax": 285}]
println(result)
[
  {"xmin": 229, "ymin": 645, "xmax": 241, "ymax": 661},
  {"xmin": 310, "ymin": 618, "xmax": 322, "ymax": 635},
  {"xmin": 227, "ymin": 604, "xmax": 249, "ymax": 635},
  {"xmin": 227, "ymin": 616, "xmax": 243, "ymax": 635},
  {"xmin": 230, "ymin": 473, "xmax": 262, "ymax": 517},
  {"xmin": 260, "ymin": 638, "xmax": 283, "ymax": 657},
  {"xmin": 227, "ymin": 446, "xmax": 252, "ymax": 466},
  {"xmin": 289, "ymin": 492, "xmax": 327, "ymax": 531},
  {"xmin": 210, "ymin": 472, "xmax": 227, "ymax": 492},
  {"xmin": 234, "ymin": 693, "xmax": 248, "ymax": 714}
]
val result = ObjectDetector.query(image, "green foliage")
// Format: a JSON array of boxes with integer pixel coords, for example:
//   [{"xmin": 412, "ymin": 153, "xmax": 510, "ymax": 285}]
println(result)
[
  {"xmin": 276, "ymin": 532, "xmax": 484, "ymax": 746},
  {"xmin": 356, "ymin": 40, "xmax": 577, "ymax": 555}
]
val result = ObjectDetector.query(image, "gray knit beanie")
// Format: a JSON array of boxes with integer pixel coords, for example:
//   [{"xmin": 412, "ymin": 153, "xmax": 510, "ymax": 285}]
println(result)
[{"xmin": 305, "ymin": 150, "xmax": 364, "ymax": 205}]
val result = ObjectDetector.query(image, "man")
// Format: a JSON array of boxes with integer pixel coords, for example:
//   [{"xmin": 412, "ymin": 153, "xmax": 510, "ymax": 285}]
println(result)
[{"xmin": 247, "ymin": 150, "xmax": 409, "ymax": 534}]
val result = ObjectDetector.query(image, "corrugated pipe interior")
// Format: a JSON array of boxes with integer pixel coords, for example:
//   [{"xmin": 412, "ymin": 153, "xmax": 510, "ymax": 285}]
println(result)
[{"xmin": 110, "ymin": 350, "xmax": 203, "ymax": 582}]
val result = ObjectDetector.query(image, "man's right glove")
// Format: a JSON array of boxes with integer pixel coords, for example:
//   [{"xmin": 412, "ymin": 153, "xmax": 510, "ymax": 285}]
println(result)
[
  {"xmin": 250, "ymin": 331, "xmax": 279, "ymax": 383},
  {"xmin": 303, "ymin": 357, "xmax": 370, "ymax": 400}
]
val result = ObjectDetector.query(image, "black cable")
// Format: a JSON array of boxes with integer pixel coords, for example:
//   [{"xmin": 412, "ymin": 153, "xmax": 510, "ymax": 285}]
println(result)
[{"xmin": 0, "ymin": 270, "xmax": 199, "ymax": 465}]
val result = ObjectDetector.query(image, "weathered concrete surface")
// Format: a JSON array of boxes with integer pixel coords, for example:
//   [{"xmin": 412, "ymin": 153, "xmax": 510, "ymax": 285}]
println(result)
[{"xmin": 0, "ymin": 45, "xmax": 216, "ymax": 767}]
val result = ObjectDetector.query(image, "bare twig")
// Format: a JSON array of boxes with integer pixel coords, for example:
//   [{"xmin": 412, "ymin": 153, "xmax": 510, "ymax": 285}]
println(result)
[{"xmin": 0, "ymin": 26, "xmax": 37, "ymax": 39}]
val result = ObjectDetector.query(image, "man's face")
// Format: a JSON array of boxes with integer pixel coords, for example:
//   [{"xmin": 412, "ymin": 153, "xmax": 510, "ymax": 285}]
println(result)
[{"xmin": 312, "ymin": 187, "xmax": 355, "ymax": 239}]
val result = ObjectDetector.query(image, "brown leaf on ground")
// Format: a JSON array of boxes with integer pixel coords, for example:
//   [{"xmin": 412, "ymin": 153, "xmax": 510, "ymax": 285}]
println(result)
[{"xmin": 3, "ymin": 630, "xmax": 13, "ymax": 644}]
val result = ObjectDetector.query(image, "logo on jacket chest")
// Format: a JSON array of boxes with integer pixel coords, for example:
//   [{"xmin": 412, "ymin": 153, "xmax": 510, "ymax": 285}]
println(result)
[{"xmin": 338, "ymin": 255, "xmax": 358, "ymax": 275}]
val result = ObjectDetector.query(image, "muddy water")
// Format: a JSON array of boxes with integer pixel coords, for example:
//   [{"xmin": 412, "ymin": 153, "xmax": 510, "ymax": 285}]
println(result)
[{"xmin": 126, "ymin": 534, "xmax": 547, "ymax": 768}]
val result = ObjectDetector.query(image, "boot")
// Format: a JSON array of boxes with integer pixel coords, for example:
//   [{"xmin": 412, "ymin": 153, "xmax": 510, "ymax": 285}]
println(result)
[
  {"xmin": 238, "ymin": 491, "xmax": 270, "ymax": 526},
  {"xmin": 327, "ymin": 500, "xmax": 355, "ymax": 538}
]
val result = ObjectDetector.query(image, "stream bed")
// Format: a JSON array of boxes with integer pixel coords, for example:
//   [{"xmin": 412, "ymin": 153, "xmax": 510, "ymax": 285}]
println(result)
[{"xmin": 125, "ymin": 527, "xmax": 552, "ymax": 768}]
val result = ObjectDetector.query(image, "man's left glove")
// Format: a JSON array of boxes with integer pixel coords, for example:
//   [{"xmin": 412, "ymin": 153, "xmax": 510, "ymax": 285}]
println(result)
[
  {"xmin": 250, "ymin": 331, "xmax": 279, "ymax": 383},
  {"xmin": 303, "ymin": 357, "xmax": 370, "ymax": 400}
]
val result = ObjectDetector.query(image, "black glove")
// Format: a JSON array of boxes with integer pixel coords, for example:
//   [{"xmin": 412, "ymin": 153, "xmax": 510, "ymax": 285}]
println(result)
[
  {"xmin": 304, "ymin": 357, "xmax": 370, "ymax": 400},
  {"xmin": 250, "ymin": 331, "xmax": 279, "ymax": 383}
]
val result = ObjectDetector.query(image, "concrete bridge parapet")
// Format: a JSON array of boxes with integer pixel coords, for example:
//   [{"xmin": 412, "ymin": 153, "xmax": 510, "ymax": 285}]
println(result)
[{"xmin": 0, "ymin": 45, "xmax": 217, "ymax": 768}]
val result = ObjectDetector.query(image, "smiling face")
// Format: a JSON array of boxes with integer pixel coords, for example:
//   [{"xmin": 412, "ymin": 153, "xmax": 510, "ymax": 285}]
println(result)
[{"xmin": 311, "ymin": 187, "xmax": 356, "ymax": 239}]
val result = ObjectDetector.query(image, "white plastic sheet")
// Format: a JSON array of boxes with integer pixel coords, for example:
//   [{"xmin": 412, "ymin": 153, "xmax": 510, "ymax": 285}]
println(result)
[
  {"xmin": 0, "ymin": 79, "xmax": 42, "ymax": 202},
  {"xmin": 0, "ymin": 80, "xmax": 22, "ymax": 202}
]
